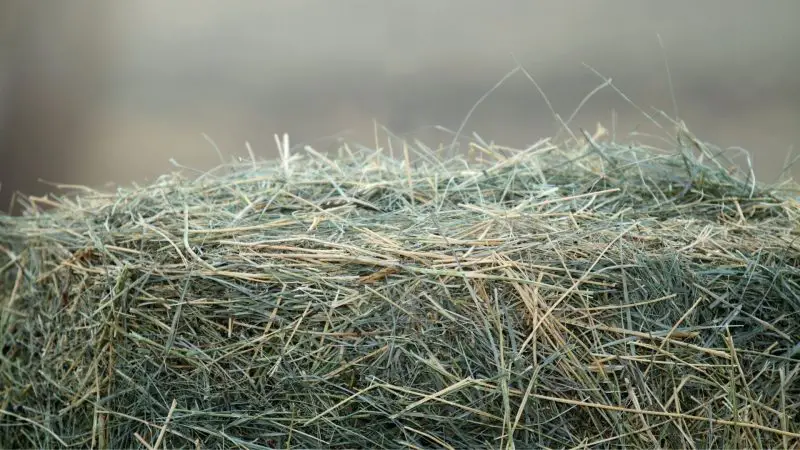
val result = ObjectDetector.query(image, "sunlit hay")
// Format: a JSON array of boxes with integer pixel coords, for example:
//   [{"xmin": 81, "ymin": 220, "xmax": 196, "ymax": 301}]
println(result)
[{"xmin": 1, "ymin": 123, "xmax": 799, "ymax": 449}]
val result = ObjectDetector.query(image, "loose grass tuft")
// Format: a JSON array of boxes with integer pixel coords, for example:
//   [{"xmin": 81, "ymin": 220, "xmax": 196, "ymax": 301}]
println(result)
[{"xmin": 1, "ymin": 123, "xmax": 799, "ymax": 449}]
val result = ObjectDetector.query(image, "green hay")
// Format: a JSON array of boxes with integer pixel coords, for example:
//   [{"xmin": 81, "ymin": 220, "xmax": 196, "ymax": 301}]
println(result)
[{"xmin": 1, "ymin": 123, "xmax": 799, "ymax": 449}]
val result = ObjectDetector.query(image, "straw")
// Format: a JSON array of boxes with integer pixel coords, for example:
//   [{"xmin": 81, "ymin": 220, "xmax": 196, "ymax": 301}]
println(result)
[{"xmin": 1, "ymin": 121, "xmax": 799, "ymax": 449}]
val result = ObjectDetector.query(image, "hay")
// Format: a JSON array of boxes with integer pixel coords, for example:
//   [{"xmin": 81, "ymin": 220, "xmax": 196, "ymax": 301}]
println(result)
[{"xmin": 1, "ymin": 124, "xmax": 799, "ymax": 449}]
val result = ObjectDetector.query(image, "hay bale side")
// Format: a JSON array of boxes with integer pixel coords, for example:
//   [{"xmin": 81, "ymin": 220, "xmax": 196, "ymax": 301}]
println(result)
[{"xmin": 1, "ymin": 130, "xmax": 799, "ymax": 449}]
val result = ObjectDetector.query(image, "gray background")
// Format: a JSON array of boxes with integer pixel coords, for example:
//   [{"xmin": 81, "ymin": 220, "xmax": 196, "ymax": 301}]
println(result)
[{"xmin": 1, "ymin": 0, "xmax": 798, "ymax": 210}]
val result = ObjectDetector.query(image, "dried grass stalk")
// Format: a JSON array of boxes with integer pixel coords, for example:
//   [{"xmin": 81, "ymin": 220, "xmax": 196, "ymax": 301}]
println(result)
[{"xmin": 1, "ymin": 125, "xmax": 799, "ymax": 449}]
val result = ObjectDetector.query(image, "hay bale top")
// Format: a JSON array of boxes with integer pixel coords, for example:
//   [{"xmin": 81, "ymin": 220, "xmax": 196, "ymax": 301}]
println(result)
[{"xmin": 1, "ymin": 126, "xmax": 799, "ymax": 449}]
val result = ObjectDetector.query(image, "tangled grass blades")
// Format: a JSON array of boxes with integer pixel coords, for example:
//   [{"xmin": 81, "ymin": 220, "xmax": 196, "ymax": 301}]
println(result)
[{"xmin": 1, "ymin": 126, "xmax": 799, "ymax": 449}]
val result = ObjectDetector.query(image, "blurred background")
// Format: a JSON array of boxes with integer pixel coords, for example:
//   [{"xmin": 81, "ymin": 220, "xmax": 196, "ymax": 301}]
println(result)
[{"xmin": 1, "ymin": 0, "xmax": 799, "ymax": 212}]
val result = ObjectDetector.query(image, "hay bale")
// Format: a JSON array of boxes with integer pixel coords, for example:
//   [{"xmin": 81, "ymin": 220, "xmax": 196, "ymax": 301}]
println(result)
[{"xmin": 1, "ymin": 127, "xmax": 799, "ymax": 449}]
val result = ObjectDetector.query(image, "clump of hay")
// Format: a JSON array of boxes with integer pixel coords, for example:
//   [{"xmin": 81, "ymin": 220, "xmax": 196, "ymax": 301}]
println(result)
[{"xmin": 1, "ymin": 124, "xmax": 799, "ymax": 449}]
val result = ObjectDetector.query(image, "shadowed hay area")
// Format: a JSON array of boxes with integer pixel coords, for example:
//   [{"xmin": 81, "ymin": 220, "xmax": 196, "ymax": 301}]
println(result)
[{"xmin": 1, "ymin": 125, "xmax": 799, "ymax": 449}]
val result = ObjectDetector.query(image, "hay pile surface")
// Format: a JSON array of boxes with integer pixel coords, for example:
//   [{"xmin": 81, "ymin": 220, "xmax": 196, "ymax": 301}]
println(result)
[{"xmin": 1, "ymin": 128, "xmax": 799, "ymax": 449}]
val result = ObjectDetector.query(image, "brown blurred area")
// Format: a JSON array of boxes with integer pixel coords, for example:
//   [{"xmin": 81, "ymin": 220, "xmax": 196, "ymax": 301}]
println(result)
[{"xmin": 1, "ymin": 0, "xmax": 799, "ymax": 213}]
